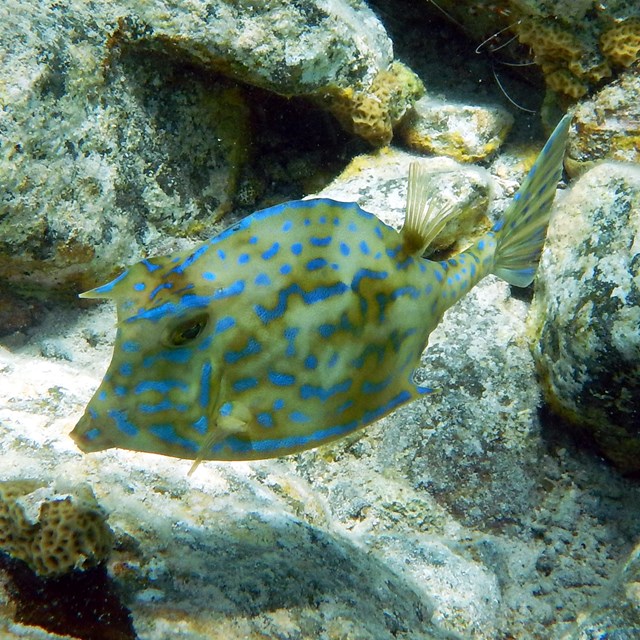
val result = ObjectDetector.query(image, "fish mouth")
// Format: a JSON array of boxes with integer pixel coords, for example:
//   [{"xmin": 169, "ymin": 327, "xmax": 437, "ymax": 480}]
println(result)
[
  {"xmin": 71, "ymin": 401, "xmax": 208, "ymax": 459},
  {"xmin": 71, "ymin": 410, "xmax": 115, "ymax": 453}
]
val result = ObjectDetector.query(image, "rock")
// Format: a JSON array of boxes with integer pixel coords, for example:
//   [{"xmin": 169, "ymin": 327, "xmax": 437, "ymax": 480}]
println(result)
[
  {"xmin": 0, "ymin": 0, "xmax": 423, "ymax": 297},
  {"xmin": 398, "ymin": 98, "xmax": 514, "ymax": 163},
  {"xmin": 565, "ymin": 68, "xmax": 640, "ymax": 176},
  {"xmin": 564, "ymin": 540, "xmax": 640, "ymax": 639},
  {"xmin": 529, "ymin": 162, "xmax": 640, "ymax": 474}
]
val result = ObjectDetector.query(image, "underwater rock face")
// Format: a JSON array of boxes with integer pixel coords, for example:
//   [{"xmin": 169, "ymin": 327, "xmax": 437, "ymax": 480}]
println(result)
[
  {"xmin": 0, "ymin": 0, "xmax": 407, "ymax": 296},
  {"xmin": 398, "ymin": 98, "xmax": 514, "ymax": 163},
  {"xmin": 529, "ymin": 162, "xmax": 640, "ymax": 474},
  {"xmin": 565, "ymin": 540, "xmax": 640, "ymax": 639},
  {"xmin": 566, "ymin": 68, "xmax": 640, "ymax": 176}
]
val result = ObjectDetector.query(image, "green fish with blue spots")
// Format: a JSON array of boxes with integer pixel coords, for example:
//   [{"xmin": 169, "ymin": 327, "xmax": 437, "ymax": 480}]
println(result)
[{"xmin": 72, "ymin": 114, "xmax": 572, "ymax": 473}]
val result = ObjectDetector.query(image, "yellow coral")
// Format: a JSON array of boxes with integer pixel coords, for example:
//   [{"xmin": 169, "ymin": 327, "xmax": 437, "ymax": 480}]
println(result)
[
  {"xmin": 326, "ymin": 62, "xmax": 424, "ymax": 146},
  {"xmin": 546, "ymin": 69, "xmax": 588, "ymax": 98},
  {"xmin": 516, "ymin": 17, "xmax": 610, "ymax": 99},
  {"xmin": 518, "ymin": 18, "xmax": 583, "ymax": 66},
  {"xmin": 601, "ymin": 18, "xmax": 640, "ymax": 67},
  {"xmin": 0, "ymin": 481, "xmax": 114, "ymax": 577}
]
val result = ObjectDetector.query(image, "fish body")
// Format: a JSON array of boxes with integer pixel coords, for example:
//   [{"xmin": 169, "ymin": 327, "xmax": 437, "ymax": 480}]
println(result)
[{"xmin": 72, "ymin": 114, "xmax": 572, "ymax": 468}]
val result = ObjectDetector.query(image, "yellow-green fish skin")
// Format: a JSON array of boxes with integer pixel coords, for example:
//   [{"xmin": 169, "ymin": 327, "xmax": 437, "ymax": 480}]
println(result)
[{"xmin": 72, "ymin": 114, "xmax": 572, "ymax": 464}]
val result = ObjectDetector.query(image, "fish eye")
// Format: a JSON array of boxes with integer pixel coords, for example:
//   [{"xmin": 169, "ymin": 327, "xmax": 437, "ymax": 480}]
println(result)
[{"xmin": 165, "ymin": 313, "xmax": 209, "ymax": 347}]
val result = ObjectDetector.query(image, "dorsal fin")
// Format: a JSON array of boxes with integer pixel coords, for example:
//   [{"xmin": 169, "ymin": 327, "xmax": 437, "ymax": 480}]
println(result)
[{"xmin": 400, "ymin": 162, "xmax": 456, "ymax": 255}]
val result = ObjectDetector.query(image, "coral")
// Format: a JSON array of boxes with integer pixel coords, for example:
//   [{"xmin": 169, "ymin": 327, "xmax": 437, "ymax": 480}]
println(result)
[
  {"xmin": 405, "ymin": 2, "xmax": 636, "ymax": 111},
  {"xmin": 600, "ymin": 18, "xmax": 640, "ymax": 68},
  {"xmin": 327, "ymin": 62, "xmax": 424, "ymax": 146},
  {"xmin": 0, "ymin": 481, "xmax": 114, "ymax": 577},
  {"xmin": 545, "ymin": 68, "xmax": 588, "ymax": 99},
  {"xmin": 516, "ymin": 17, "xmax": 610, "ymax": 99}
]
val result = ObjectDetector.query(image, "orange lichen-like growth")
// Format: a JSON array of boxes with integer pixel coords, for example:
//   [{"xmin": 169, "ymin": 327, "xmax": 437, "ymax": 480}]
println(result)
[{"xmin": 600, "ymin": 18, "xmax": 640, "ymax": 68}]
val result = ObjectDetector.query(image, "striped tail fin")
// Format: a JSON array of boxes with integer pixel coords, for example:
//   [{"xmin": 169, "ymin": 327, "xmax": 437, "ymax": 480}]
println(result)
[{"xmin": 493, "ymin": 113, "xmax": 572, "ymax": 287}]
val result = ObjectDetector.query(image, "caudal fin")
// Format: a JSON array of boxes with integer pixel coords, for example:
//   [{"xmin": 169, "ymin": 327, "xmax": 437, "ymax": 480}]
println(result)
[{"xmin": 493, "ymin": 113, "xmax": 572, "ymax": 287}]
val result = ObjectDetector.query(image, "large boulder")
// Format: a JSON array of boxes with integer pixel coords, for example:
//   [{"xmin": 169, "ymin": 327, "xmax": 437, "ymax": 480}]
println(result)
[
  {"xmin": 529, "ymin": 162, "xmax": 640, "ymax": 473},
  {"xmin": 0, "ymin": 0, "xmax": 424, "ymax": 297}
]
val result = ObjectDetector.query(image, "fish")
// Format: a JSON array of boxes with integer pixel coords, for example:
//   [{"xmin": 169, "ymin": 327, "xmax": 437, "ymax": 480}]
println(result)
[{"xmin": 72, "ymin": 113, "xmax": 572, "ymax": 473}]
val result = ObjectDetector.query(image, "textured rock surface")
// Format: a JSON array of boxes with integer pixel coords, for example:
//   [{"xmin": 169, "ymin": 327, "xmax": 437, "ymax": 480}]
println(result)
[
  {"xmin": 399, "ymin": 98, "xmax": 514, "ymax": 163},
  {"xmin": 565, "ymin": 540, "xmax": 640, "ymax": 639},
  {"xmin": 565, "ymin": 69, "xmax": 640, "ymax": 176},
  {"xmin": 529, "ymin": 162, "xmax": 640, "ymax": 474},
  {"xmin": 0, "ymin": 0, "xmax": 420, "ymax": 296}
]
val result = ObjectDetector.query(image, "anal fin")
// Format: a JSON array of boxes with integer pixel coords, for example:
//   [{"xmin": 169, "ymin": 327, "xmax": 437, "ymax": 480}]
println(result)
[{"xmin": 188, "ymin": 402, "xmax": 252, "ymax": 475}]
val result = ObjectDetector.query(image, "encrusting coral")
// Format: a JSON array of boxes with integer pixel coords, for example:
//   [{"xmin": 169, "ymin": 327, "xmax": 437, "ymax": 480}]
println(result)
[
  {"xmin": 326, "ymin": 62, "xmax": 424, "ymax": 146},
  {"xmin": 513, "ymin": 13, "xmax": 640, "ymax": 100},
  {"xmin": 0, "ymin": 481, "xmax": 114, "ymax": 577},
  {"xmin": 516, "ymin": 17, "xmax": 606, "ymax": 99},
  {"xmin": 600, "ymin": 17, "xmax": 640, "ymax": 68}
]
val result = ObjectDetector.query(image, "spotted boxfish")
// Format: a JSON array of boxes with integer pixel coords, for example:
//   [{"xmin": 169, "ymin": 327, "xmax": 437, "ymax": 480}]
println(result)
[{"xmin": 72, "ymin": 114, "xmax": 572, "ymax": 473}]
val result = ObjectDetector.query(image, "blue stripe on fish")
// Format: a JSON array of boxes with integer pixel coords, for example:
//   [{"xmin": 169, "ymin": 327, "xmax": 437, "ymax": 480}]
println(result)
[
  {"xmin": 253, "ymin": 282, "xmax": 350, "ymax": 324},
  {"xmin": 310, "ymin": 236, "xmax": 332, "ymax": 247},
  {"xmin": 262, "ymin": 242, "xmax": 280, "ymax": 260},
  {"xmin": 199, "ymin": 362, "xmax": 212, "ymax": 408},
  {"xmin": 133, "ymin": 380, "xmax": 189, "ymax": 395},
  {"xmin": 149, "ymin": 424, "xmax": 199, "ymax": 451},
  {"xmin": 108, "ymin": 409, "xmax": 138, "ymax": 436},
  {"xmin": 224, "ymin": 338, "xmax": 262, "ymax": 364},
  {"xmin": 284, "ymin": 327, "xmax": 299, "ymax": 356},
  {"xmin": 214, "ymin": 316, "xmax": 236, "ymax": 335},
  {"xmin": 306, "ymin": 258, "xmax": 327, "ymax": 271},
  {"xmin": 233, "ymin": 377, "xmax": 259, "ymax": 392},
  {"xmin": 289, "ymin": 410, "xmax": 311, "ymax": 423},
  {"xmin": 268, "ymin": 371, "xmax": 296, "ymax": 386},
  {"xmin": 300, "ymin": 379, "xmax": 352, "ymax": 401}
]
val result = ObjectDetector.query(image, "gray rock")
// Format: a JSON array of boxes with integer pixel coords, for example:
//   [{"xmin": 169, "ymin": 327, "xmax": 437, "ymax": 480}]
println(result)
[
  {"xmin": 0, "ymin": 0, "xmax": 417, "ymax": 296},
  {"xmin": 565, "ymin": 69, "xmax": 640, "ymax": 176},
  {"xmin": 564, "ymin": 540, "xmax": 640, "ymax": 639},
  {"xmin": 529, "ymin": 162, "xmax": 640, "ymax": 473},
  {"xmin": 398, "ymin": 98, "xmax": 514, "ymax": 163}
]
